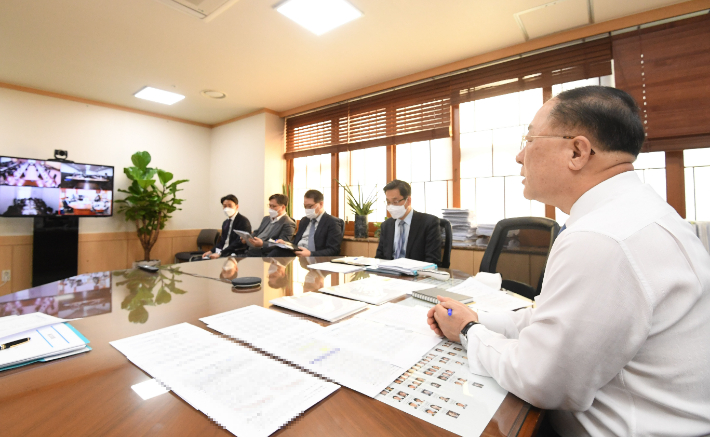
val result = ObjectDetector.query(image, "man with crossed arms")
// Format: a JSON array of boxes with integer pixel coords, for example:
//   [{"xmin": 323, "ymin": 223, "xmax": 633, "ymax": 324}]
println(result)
[{"xmin": 428, "ymin": 86, "xmax": 710, "ymax": 436}]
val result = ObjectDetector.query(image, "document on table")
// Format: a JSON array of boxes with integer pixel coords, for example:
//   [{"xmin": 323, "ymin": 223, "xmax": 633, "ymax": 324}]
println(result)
[
  {"xmin": 110, "ymin": 323, "xmax": 339, "ymax": 437},
  {"xmin": 0, "ymin": 322, "xmax": 89, "ymax": 369},
  {"xmin": 306, "ymin": 262, "xmax": 365, "ymax": 274},
  {"xmin": 319, "ymin": 275, "xmax": 434, "ymax": 305},
  {"xmin": 270, "ymin": 292, "xmax": 369, "ymax": 322},
  {"xmin": 356, "ymin": 302, "xmax": 440, "ymax": 338},
  {"xmin": 0, "ymin": 312, "xmax": 74, "ymax": 339},
  {"xmin": 448, "ymin": 277, "xmax": 531, "ymax": 312},
  {"xmin": 375, "ymin": 339, "xmax": 508, "ymax": 437},
  {"xmin": 202, "ymin": 305, "xmax": 407, "ymax": 397}
]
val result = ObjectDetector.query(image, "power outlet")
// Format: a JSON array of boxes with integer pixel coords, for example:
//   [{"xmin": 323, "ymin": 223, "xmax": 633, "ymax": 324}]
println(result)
[{"xmin": 2, "ymin": 270, "xmax": 10, "ymax": 282}]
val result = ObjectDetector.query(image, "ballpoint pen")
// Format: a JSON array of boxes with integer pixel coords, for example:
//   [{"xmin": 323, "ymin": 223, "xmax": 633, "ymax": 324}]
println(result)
[
  {"xmin": 0, "ymin": 337, "xmax": 31, "ymax": 351},
  {"xmin": 448, "ymin": 308, "xmax": 452, "ymax": 316}
]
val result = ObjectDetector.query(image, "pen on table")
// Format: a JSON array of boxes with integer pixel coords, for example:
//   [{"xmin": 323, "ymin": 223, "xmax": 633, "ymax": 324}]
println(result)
[
  {"xmin": 0, "ymin": 337, "xmax": 31, "ymax": 351},
  {"xmin": 448, "ymin": 308, "xmax": 452, "ymax": 316}
]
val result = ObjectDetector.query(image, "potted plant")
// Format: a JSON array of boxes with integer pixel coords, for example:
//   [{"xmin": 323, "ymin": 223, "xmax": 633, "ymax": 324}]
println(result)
[
  {"xmin": 337, "ymin": 181, "xmax": 378, "ymax": 239},
  {"xmin": 115, "ymin": 151, "xmax": 188, "ymax": 267}
]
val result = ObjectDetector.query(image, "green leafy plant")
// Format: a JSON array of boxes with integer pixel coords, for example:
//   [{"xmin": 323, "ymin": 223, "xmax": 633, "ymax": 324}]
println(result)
[
  {"xmin": 336, "ymin": 180, "xmax": 378, "ymax": 216},
  {"xmin": 115, "ymin": 151, "xmax": 188, "ymax": 261},
  {"xmin": 114, "ymin": 266, "xmax": 187, "ymax": 324},
  {"xmin": 282, "ymin": 183, "xmax": 293, "ymax": 218}
]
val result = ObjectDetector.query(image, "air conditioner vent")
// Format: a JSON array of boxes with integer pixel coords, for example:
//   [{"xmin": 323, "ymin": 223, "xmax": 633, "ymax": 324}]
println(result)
[{"xmin": 154, "ymin": 0, "xmax": 241, "ymax": 21}]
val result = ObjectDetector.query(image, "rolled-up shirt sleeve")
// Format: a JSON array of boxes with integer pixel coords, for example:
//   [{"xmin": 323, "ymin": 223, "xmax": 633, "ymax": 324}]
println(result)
[{"xmin": 465, "ymin": 231, "xmax": 652, "ymax": 411}]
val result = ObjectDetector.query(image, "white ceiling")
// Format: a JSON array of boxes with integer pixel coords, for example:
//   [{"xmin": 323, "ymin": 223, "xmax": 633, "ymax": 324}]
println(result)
[{"xmin": 0, "ymin": 0, "xmax": 689, "ymax": 125}]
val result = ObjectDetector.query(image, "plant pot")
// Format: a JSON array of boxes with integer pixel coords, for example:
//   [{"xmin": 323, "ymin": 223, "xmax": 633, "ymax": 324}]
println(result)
[
  {"xmin": 354, "ymin": 214, "xmax": 369, "ymax": 239},
  {"xmin": 132, "ymin": 259, "xmax": 161, "ymax": 269}
]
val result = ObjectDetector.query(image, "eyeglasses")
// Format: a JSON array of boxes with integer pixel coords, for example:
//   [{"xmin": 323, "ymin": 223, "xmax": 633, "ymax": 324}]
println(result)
[
  {"xmin": 385, "ymin": 197, "xmax": 407, "ymax": 206},
  {"xmin": 303, "ymin": 203, "xmax": 316, "ymax": 209},
  {"xmin": 520, "ymin": 135, "xmax": 595, "ymax": 155}
]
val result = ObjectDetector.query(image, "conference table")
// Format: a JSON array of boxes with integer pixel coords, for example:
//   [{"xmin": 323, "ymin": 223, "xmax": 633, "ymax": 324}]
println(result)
[{"xmin": 0, "ymin": 256, "xmax": 542, "ymax": 437}]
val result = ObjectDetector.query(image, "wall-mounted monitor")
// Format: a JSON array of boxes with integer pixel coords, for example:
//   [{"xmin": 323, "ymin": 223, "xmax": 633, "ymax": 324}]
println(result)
[{"xmin": 0, "ymin": 156, "xmax": 114, "ymax": 217}]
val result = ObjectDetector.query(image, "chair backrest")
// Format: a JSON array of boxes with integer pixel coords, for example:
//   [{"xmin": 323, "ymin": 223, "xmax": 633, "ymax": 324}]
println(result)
[
  {"xmin": 479, "ymin": 217, "xmax": 560, "ymax": 299},
  {"xmin": 336, "ymin": 218, "xmax": 345, "ymax": 238},
  {"xmin": 196, "ymin": 229, "xmax": 221, "ymax": 250},
  {"xmin": 438, "ymin": 218, "xmax": 452, "ymax": 269}
]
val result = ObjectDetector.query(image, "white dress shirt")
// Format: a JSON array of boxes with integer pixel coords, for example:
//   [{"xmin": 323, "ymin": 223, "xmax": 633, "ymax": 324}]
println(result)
[
  {"xmin": 215, "ymin": 214, "xmax": 236, "ymax": 254},
  {"xmin": 298, "ymin": 211, "xmax": 324, "ymax": 249},
  {"xmin": 393, "ymin": 209, "xmax": 414, "ymax": 258},
  {"xmin": 465, "ymin": 171, "xmax": 710, "ymax": 436}
]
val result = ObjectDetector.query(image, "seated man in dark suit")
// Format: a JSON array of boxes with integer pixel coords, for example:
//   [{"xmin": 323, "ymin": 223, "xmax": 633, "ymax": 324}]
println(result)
[
  {"xmin": 375, "ymin": 180, "xmax": 442, "ymax": 265},
  {"xmin": 271, "ymin": 189, "xmax": 343, "ymax": 258},
  {"xmin": 202, "ymin": 194, "xmax": 252, "ymax": 259},
  {"xmin": 242, "ymin": 194, "xmax": 297, "ymax": 257}
]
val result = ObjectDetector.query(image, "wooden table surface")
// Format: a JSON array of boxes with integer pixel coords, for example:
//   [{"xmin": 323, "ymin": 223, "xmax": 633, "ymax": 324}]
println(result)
[{"xmin": 0, "ymin": 256, "xmax": 541, "ymax": 437}]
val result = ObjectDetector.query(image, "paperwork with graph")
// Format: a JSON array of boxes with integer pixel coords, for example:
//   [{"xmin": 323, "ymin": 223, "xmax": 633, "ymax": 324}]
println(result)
[
  {"xmin": 270, "ymin": 292, "xmax": 369, "ymax": 322},
  {"xmin": 201, "ymin": 305, "xmax": 441, "ymax": 397},
  {"xmin": 448, "ymin": 277, "xmax": 531, "ymax": 312},
  {"xmin": 110, "ymin": 323, "xmax": 338, "ymax": 437},
  {"xmin": 319, "ymin": 275, "xmax": 433, "ymax": 305},
  {"xmin": 375, "ymin": 339, "xmax": 508, "ymax": 437},
  {"xmin": 0, "ymin": 313, "xmax": 90, "ymax": 371}
]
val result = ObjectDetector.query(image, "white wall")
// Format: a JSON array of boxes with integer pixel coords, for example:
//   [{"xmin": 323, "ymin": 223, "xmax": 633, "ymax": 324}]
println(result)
[
  {"xmin": 208, "ymin": 112, "xmax": 285, "ymax": 231},
  {"xmin": 0, "ymin": 88, "xmax": 213, "ymax": 235}
]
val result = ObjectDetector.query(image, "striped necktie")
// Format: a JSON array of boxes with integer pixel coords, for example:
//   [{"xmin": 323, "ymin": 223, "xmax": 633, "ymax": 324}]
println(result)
[
  {"xmin": 395, "ymin": 221, "xmax": 407, "ymax": 259},
  {"xmin": 307, "ymin": 219, "xmax": 318, "ymax": 251}
]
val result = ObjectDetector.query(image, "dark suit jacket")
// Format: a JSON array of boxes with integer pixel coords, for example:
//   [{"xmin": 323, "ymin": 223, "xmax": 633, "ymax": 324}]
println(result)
[
  {"xmin": 291, "ymin": 212, "xmax": 343, "ymax": 256},
  {"xmin": 213, "ymin": 213, "xmax": 252, "ymax": 256},
  {"xmin": 246, "ymin": 215, "xmax": 297, "ymax": 257},
  {"xmin": 375, "ymin": 210, "xmax": 441, "ymax": 265}
]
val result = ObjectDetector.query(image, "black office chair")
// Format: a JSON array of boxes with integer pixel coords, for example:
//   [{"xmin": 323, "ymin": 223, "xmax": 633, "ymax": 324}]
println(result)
[
  {"xmin": 62, "ymin": 199, "xmax": 74, "ymax": 213},
  {"xmin": 438, "ymin": 218, "xmax": 452, "ymax": 269},
  {"xmin": 174, "ymin": 229, "xmax": 221, "ymax": 263},
  {"xmin": 479, "ymin": 217, "xmax": 560, "ymax": 300}
]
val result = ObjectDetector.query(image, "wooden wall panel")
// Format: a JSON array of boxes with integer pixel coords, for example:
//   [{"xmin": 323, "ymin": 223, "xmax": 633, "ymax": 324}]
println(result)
[
  {"xmin": 341, "ymin": 241, "xmax": 368, "ymax": 257},
  {"xmin": 172, "ymin": 236, "xmax": 201, "ymax": 254},
  {"xmin": 127, "ymin": 237, "xmax": 174, "ymax": 266},
  {"xmin": 0, "ymin": 246, "xmax": 12, "ymax": 297},
  {"xmin": 78, "ymin": 239, "xmax": 128, "ymax": 274},
  {"xmin": 473, "ymin": 251, "xmax": 484, "ymax": 275},
  {"xmin": 368, "ymin": 243, "xmax": 378, "ymax": 258},
  {"xmin": 497, "ymin": 253, "xmax": 530, "ymax": 284},
  {"xmin": 450, "ymin": 249, "xmax": 474, "ymax": 276}
]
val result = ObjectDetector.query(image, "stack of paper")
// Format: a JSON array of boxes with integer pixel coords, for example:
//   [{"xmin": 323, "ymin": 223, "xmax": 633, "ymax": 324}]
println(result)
[
  {"xmin": 111, "ymin": 323, "xmax": 339, "ymax": 437},
  {"xmin": 443, "ymin": 209, "xmax": 477, "ymax": 246},
  {"xmin": 448, "ymin": 277, "xmax": 531, "ymax": 312},
  {"xmin": 201, "ymin": 305, "xmax": 442, "ymax": 398},
  {"xmin": 270, "ymin": 292, "xmax": 369, "ymax": 322},
  {"xmin": 306, "ymin": 262, "xmax": 365, "ymax": 274},
  {"xmin": 331, "ymin": 257, "xmax": 381, "ymax": 266},
  {"xmin": 366, "ymin": 258, "xmax": 438, "ymax": 276},
  {"xmin": 0, "ymin": 313, "xmax": 90, "ymax": 371},
  {"xmin": 319, "ymin": 275, "xmax": 434, "ymax": 305}
]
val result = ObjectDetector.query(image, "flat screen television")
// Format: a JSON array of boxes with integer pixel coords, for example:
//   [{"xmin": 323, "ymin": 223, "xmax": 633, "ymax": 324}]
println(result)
[{"xmin": 0, "ymin": 156, "xmax": 114, "ymax": 217}]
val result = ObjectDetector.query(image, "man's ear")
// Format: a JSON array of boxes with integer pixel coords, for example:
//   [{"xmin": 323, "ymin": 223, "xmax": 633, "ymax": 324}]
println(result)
[{"xmin": 569, "ymin": 136, "xmax": 594, "ymax": 171}]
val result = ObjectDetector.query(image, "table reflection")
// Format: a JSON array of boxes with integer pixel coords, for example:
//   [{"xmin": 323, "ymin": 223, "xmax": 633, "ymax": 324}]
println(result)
[
  {"xmin": 114, "ymin": 266, "xmax": 187, "ymax": 324},
  {"xmin": 0, "ymin": 271, "xmax": 112, "ymax": 318}
]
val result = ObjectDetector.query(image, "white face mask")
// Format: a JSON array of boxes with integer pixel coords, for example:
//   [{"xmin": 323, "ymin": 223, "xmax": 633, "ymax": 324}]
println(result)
[
  {"xmin": 305, "ymin": 208, "xmax": 317, "ymax": 219},
  {"xmin": 387, "ymin": 204, "xmax": 407, "ymax": 219},
  {"xmin": 223, "ymin": 207, "xmax": 236, "ymax": 218},
  {"xmin": 268, "ymin": 208, "xmax": 279, "ymax": 218}
]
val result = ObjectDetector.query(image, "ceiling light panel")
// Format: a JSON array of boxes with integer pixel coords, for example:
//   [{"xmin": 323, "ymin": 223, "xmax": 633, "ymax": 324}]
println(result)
[
  {"xmin": 134, "ymin": 87, "xmax": 185, "ymax": 105},
  {"xmin": 276, "ymin": 0, "xmax": 362, "ymax": 36}
]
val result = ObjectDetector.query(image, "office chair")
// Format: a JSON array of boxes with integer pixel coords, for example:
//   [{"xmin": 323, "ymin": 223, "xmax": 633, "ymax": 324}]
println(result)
[
  {"xmin": 62, "ymin": 199, "xmax": 74, "ymax": 213},
  {"xmin": 336, "ymin": 217, "xmax": 346, "ymax": 255},
  {"xmin": 479, "ymin": 217, "xmax": 560, "ymax": 300},
  {"xmin": 174, "ymin": 229, "xmax": 221, "ymax": 263},
  {"xmin": 439, "ymin": 218, "xmax": 452, "ymax": 269}
]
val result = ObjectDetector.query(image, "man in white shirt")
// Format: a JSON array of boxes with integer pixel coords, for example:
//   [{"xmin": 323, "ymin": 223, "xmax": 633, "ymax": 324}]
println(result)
[{"xmin": 427, "ymin": 86, "xmax": 710, "ymax": 436}]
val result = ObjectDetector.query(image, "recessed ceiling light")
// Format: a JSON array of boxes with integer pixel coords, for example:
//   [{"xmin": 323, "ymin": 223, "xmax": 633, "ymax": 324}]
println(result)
[
  {"xmin": 201, "ymin": 90, "xmax": 227, "ymax": 99},
  {"xmin": 275, "ymin": 0, "xmax": 362, "ymax": 36},
  {"xmin": 134, "ymin": 86, "xmax": 185, "ymax": 105}
]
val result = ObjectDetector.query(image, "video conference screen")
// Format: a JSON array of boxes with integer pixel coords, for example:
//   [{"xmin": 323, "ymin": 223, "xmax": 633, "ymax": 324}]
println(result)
[{"xmin": 0, "ymin": 156, "xmax": 114, "ymax": 217}]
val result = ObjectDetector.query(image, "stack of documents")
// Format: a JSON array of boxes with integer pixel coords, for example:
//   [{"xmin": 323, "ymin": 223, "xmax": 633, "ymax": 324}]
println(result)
[
  {"xmin": 331, "ymin": 257, "xmax": 380, "ymax": 267},
  {"xmin": 0, "ymin": 312, "xmax": 90, "ymax": 371},
  {"xmin": 448, "ymin": 277, "xmax": 531, "ymax": 312},
  {"xmin": 474, "ymin": 224, "xmax": 496, "ymax": 247},
  {"xmin": 366, "ymin": 258, "xmax": 438, "ymax": 276},
  {"xmin": 201, "ymin": 305, "xmax": 442, "ymax": 398},
  {"xmin": 319, "ymin": 275, "xmax": 434, "ymax": 305},
  {"xmin": 306, "ymin": 262, "xmax": 365, "ymax": 274},
  {"xmin": 111, "ymin": 323, "xmax": 339, "ymax": 437},
  {"xmin": 270, "ymin": 292, "xmax": 369, "ymax": 322},
  {"xmin": 443, "ymin": 209, "xmax": 477, "ymax": 246}
]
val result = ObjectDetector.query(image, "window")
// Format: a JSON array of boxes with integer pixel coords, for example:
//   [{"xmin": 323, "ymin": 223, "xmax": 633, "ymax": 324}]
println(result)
[
  {"xmin": 684, "ymin": 148, "xmax": 710, "ymax": 221},
  {"xmin": 395, "ymin": 138, "xmax": 453, "ymax": 218},
  {"xmin": 292, "ymin": 154, "xmax": 331, "ymax": 219},
  {"xmin": 338, "ymin": 147, "xmax": 387, "ymax": 222},
  {"xmin": 459, "ymin": 88, "xmax": 545, "ymax": 224}
]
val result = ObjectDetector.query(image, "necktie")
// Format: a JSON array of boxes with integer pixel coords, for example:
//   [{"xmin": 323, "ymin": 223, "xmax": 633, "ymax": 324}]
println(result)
[
  {"xmin": 307, "ymin": 219, "xmax": 317, "ymax": 251},
  {"xmin": 395, "ymin": 222, "xmax": 406, "ymax": 259},
  {"xmin": 558, "ymin": 224, "xmax": 566, "ymax": 236}
]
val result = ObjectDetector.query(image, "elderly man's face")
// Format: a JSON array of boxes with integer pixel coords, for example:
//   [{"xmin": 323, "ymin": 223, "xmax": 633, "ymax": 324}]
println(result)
[{"xmin": 516, "ymin": 98, "xmax": 574, "ymax": 205}]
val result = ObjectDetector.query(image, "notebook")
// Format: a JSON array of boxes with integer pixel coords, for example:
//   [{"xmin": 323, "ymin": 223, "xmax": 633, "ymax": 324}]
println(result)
[
  {"xmin": 319, "ymin": 276, "xmax": 433, "ymax": 305},
  {"xmin": 270, "ymin": 292, "xmax": 369, "ymax": 322},
  {"xmin": 411, "ymin": 288, "xmax": 474, "ymax": 304}
]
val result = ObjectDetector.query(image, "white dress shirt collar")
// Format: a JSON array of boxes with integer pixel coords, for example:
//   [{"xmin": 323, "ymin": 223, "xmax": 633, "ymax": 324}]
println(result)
[
  {"xmin": 566, "ymin": 171, "xmax": 641, "ymax": 229},
  {"xmin": 397, "ymin": 208, "xmax": 414, "ymax": 227}
]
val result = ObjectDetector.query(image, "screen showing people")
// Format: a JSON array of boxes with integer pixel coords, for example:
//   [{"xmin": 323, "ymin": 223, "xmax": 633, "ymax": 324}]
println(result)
[{"xmin": 0, "ymin": 156, "xmax": 113, "ymax": 217}]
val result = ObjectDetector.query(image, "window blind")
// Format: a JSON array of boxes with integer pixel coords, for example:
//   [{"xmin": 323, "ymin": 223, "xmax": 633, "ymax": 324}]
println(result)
[
  {"xmin": 613, "ymin": 14, "xmax": 710, "ymax": 152},
  {"xmin": 285, "ymin": 37, "xmax": 612, "ymax": 159}
]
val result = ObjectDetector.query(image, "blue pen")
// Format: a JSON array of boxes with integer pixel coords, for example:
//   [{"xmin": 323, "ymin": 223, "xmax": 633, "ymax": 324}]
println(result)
[{"xmin": 447, "ymin": 308, "xmax": 452, "ymax": 316}]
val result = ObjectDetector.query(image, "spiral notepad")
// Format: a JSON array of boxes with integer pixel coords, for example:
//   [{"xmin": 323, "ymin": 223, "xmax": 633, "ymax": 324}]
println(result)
[{"xmin": 411, "ymin": 288, "xmax": 474, "ymax": 304}]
